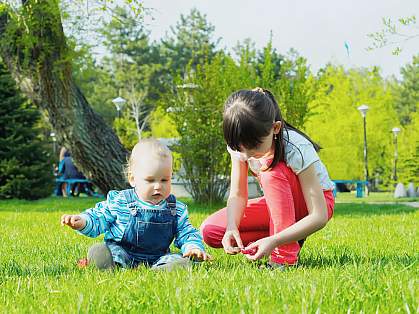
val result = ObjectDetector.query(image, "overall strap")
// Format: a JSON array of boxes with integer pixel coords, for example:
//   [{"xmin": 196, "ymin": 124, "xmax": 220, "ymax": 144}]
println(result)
[
  {"xmin": 166, "ymin": 194, "xmax": 178, "ymax": 237},
  {"xmin": 166, "ymin": 194, "xmax": 177, "ymax": 216},
  {"xmin": 122, "ymin": 188, "xmax": 138, "ymax": 214}
]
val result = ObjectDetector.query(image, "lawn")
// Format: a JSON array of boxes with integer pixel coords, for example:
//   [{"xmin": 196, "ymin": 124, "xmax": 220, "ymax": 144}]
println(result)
[
  {"xmin": 0, "ymin": 197, "xmax": 417, "ymax": 313},
  {"xmin": 335, "ymin": 191, "xmax": 418, "ymax": 203}
]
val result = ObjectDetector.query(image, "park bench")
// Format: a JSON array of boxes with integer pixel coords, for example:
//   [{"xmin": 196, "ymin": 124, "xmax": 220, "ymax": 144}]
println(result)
[
  {"xmin": 332, "ymin": 180, "xmax": 368, "ymax": 198},
  {"xmin": 55, "ymin": 178, "xmax": 96, "ymax": 197}
]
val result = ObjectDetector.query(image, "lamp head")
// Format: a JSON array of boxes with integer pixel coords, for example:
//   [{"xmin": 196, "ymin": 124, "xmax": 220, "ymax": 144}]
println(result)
[
  {"xmin": 357, "ymin": 104, "xmax": 369, "ymax": 117},
  {"xmin": 392, "ymin": 127, "xmax": 401, "ymax": 136},
  {"xmin": 112, "ymin": 97, "xmax": 126, "ymax": 111}
]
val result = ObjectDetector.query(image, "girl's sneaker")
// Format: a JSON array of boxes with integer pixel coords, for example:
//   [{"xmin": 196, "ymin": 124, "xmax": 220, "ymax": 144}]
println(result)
[
  {"xmin": 259, "ymin": 260, "xmax": 298, "ymax": 271},
  {"xmin": 265, "ymin": 261, "xmax": 287, "ymax": 271}
]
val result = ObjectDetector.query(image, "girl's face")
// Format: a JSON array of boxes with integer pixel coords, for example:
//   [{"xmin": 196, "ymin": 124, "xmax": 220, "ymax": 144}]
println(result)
[
  {"xmin": 239, "ymin": 121, "xmax": 281, "ymax": 160},
  {"xmin": 129, "ymin": 154, "xmax": 172, "ymax": 205},
  {"xmin": 240, "ymin": 131, "xmax": 274, "ymax": 159}
]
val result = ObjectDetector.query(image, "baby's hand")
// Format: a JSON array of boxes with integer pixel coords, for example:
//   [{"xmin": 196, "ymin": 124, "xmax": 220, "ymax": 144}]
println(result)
[
  {"xmin": 183, "ymin": 248, "xmax": 212, "ymax": 261},
  {"xmin": 60, "ymin": 214, "xmax": 86, "ymax": 230}
]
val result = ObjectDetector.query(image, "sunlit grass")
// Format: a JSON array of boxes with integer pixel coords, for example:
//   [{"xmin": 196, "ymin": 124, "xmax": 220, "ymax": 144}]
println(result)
[
  {"xmin": 335, "ymin": 191, "xmax": 418, "ymax": 203},
  {"xmin": 0, "ymin": 197, "xmax": 417, "ymax": 313}
]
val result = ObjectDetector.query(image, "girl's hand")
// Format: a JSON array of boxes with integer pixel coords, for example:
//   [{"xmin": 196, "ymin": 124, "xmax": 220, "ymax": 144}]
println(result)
[
  {"xmin": 242, "ymin": 236, "xmax": 277, "ymax": 260},
  {"xmin": 222, "ymin": 227, "xmax": 243, "ymax": 254},
  {"xmin": 183, "ymin": 248, "xmax": 212, "ymax": 261},
  {"xmin": 60, "ymin": 214, "xmax": 86, "ymax": 230}
]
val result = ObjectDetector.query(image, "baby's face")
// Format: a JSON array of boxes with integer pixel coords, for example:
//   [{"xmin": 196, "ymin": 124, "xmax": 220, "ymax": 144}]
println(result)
[{"xmin": 129, "ymin": 154, "xmax": 172, "ymax": 205}]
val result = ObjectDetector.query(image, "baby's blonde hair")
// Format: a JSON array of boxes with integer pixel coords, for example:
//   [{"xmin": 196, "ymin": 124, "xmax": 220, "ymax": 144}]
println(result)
[{"xmin": 125, "ymin": 138, "xmax": 172, "ymax": 181}]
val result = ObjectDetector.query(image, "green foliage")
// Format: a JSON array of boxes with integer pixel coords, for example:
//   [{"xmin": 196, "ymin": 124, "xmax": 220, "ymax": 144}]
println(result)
[
  {"xmin": 0, "ymin": 0, "xmax": 75, "ymax": 84},
  {"xmin": 150, "ymin": 106, "xmax": 179, "ymax": 138},
  {"xmin": 100, "ymin": 5, "xmax": 160, "ymax": 98},
  {"xmin": 0, "ymin": 61, "xmax": 53, "ymax": 199},
  {"xmin": 112, "ymin": 117, "xmax": 142, "ymax": 151},
  {"xmin": 166, "ymin": 37, "xmax": 318, "ymax": 202},
  {"xmin": 398, "ymin": 110, "xmax": 419, "ymax": 185},
  {"xmin": 60, "ymin": 1, "xmax": 143, "ymax": 45},
  {"xmin": 72, "ymin": 44, "xmax": 118, "ymax": 124},
  {"xmin": 3, "ymin": 2, "xmax": 416, "ymax": 196},
  {"xmin": 230, "ymin": 40, "xmax": 258, "ymax": 88},
  {"xmin": 273, "ymin": 50, "xmax": 314, "ymax": 128},
  {"xmin": 305, "ymin": 66, "xmax": 399, "ymax": 189},
  {"xmin": 169, "ymin": 55, "xmax": 238, "ymax": 203},
  {"xmin": 256, "ymin": 36, "xmax": 283, "ymax": 82},
  {"xmin": 233, "ymin": 39, "xmax": 314, "ymax": 128},
  {"xmin": 75, "ymin": 6, "xmax": 173, "ymax": 143},
  {"xmin": 367, "ymin": 15, "xmax": 418, "ymax": 55},
  {"xmin": 393, "ymin": 54, "xmax": 418, "ymax": 125},
  {"xmin": 161, "ymin": 8, "xmax": 220, "ymax": 77}
]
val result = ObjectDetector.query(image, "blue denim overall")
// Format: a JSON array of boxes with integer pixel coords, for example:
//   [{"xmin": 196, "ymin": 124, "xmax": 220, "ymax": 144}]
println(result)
[{"xmin": 105, "ymin": 189, "xmax": 184, "ymax": 268}]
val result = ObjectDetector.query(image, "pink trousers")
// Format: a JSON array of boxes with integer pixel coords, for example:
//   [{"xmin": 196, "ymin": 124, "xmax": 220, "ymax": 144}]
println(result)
[{"xmin": 200, "ymin": 162, "xmax": 335, "ymax": 265}]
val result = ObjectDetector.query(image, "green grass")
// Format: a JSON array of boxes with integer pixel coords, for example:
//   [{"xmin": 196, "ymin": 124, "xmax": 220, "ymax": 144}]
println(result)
[
  {"xmin": 335, "ymin": 191, "xmax": 418, "ymax": 203},
  {"xmin": 0, "ymin": 197, "xmax": 417, "ymax": 313}
]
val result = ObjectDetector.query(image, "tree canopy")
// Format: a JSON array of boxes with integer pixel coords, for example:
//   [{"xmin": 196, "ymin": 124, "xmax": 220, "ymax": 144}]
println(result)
[{"xmin": 0, "ymin": 1, "xmax": 417, "ymax": 200}]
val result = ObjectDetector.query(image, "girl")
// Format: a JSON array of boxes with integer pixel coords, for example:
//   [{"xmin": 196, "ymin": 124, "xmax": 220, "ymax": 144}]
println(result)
[
  {"xmin": 200, "ymin": 88, "xmax": 335, "ymax": 268},
  {"xmin": 61, "ymin": 139, "xmax": 210, "ymax": 270}
]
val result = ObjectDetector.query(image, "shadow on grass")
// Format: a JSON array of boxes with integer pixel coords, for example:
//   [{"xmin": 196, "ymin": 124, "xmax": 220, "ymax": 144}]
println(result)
[
  {"xmin": 0, "ymin": 198, "xmax": 417, "ymax": 217},
  {"xmin": 183, "ymin": 201, "xmax": 418, "ymax": 217},
  {"xmin": 333, "ymin": 203, "xmax": 417, "ymax": 216},
  {"xmin": 0, "ymin": 197, "xmax": 104, "ymax": 213},
  {"xmin": 0, "ymin": 260, "xmax": 73, "ymax": 279},
  {"xmin": 0, "ymin": 197, "xmax": 223, "ymax": 214},
  {"xmin": 178, "ymin": 198, "xmax": 225, "ymax": 214},
  {"xmin": 1, "ymin": 251, "xmax": 416, "ymax": 278}
]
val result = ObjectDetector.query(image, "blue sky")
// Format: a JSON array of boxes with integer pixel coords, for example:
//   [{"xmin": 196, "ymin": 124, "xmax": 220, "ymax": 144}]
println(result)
[{"xmin": 142, "ymin": 0, "xmax": 419, "ymax": 78}]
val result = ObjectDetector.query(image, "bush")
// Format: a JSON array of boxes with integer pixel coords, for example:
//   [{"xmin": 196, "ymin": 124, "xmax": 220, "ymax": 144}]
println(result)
[
  {"xmin": 0, "ymin": 61, "xmax": 53, "ymax": 199},
  {"xmin": 169, "ymin": 55, "xmax": 235, "ymax": 203}
]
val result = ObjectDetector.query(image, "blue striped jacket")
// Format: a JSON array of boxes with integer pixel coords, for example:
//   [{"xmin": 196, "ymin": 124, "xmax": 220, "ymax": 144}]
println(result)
[{"xmin": 78, "ymin": 189, "xmax": 205, "ymax": 254}]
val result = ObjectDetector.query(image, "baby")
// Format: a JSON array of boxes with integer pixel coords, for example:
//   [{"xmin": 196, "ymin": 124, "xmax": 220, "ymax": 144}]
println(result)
[{"xmin": 61, "ymin": 138, "xmax": 209, "ymax": 270}]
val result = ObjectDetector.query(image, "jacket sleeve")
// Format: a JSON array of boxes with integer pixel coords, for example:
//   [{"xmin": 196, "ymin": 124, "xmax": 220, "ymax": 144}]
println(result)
[
  {"xmin": 173, "ymin": 202, "xmax": 205, "ymax": 254},
  {"xmin": 77, "ymin": 190, "xmax": 120, "ymax": 238}
]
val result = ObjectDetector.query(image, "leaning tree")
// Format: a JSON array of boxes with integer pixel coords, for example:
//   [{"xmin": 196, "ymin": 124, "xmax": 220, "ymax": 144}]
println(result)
[{"xmin": 0, "ymin": 0, "xmax": 138, "ymax": 192}]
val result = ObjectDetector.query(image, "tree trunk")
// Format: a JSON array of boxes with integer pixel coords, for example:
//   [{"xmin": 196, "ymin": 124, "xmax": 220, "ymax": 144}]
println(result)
[{"xmin": 0, "ymin": 1, "xmax": 129, "ymax": 193}]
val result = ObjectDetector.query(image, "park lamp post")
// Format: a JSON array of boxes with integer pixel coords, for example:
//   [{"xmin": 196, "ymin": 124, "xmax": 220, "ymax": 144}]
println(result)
[
  {"xmin": 176, "ymin": 83, "xmax": 200, "ymax": 101},
  {"xmin": 169, "ymin": 83, "xmax": 200, "ymax": 113},
  {"xmin": 357, "ymin": 104, "xmax": 369, "ymax": 196},
  {"xmin": 112, "ymin": 96, "xmax": 126, "ymax": 118},
  {"xmin": 177, "ymin": 83, "xmax": 200, "ymax": 89},
  {"xmin": 50, "ymin": 132, "xmax": 57, "ymax": 155},
  {"xmin": 391, "ymin": 127, "xmax": 401, "ymax": 183}
]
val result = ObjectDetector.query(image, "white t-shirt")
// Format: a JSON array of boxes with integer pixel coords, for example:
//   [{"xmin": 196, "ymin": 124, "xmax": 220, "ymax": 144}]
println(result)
[{"xmin": 227, "ymin": 129, "xmax": 335, "ymax": 190}]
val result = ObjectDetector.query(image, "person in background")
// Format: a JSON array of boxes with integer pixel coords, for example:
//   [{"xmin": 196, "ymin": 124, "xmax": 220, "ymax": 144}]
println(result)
[{"xmin": 58, "ymin": 147, "xmax": 87, "ymax": 197}]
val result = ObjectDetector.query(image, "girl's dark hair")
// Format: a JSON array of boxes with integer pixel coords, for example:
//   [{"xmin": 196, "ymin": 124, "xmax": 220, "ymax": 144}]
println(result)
[{"xmin": 223, "ymin": 88, "xmax": 321, "ymax": 170}]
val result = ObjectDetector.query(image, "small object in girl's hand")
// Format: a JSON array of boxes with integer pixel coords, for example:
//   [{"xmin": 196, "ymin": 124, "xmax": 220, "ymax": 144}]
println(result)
[
  {"xmin": 241, "ymin": 242, "xmax": 257, "ymax": 255},
  {"xmin": 241, "ymin": 247, "xmax": 257, "ymax": 255}
]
